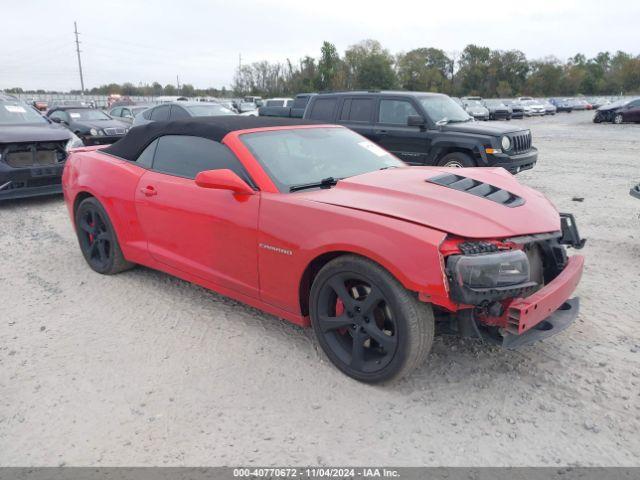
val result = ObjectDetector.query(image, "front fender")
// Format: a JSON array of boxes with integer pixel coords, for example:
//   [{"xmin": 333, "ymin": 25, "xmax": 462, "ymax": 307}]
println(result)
[
  {"xmin": 428, "ymin": 134, "xmax": 493, "ymax": 165},
  {"xmin": 257, "ymin": 193, "xmax": 450, "ymax": 315}
]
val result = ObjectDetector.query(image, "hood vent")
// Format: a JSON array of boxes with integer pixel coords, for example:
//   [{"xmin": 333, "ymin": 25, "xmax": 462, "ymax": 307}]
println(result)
[{"xmin": 426, "ymin": 173, "xmax": 525, "ymax": 208}]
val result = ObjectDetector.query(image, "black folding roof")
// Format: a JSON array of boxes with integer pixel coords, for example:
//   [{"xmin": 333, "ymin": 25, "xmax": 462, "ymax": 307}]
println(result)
[{"xmin": 103, "ymin": 116, "xmax": 322, "ymax": 161}]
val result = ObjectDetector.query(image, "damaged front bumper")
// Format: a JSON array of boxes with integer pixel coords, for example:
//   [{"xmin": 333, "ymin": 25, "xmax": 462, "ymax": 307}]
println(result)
[{"xmin": 501, "ymin": 255, "xmax": 584, "ymax": 347}]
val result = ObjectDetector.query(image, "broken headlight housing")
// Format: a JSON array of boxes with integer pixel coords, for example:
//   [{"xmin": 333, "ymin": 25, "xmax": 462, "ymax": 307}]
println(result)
[{"xmin": 446, "ymin": 249, "xmax": 537, "ymax": 305}]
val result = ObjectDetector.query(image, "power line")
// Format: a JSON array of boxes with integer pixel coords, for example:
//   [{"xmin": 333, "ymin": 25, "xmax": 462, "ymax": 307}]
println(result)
[{"xmin": 74, "ymin": 21, "xmax": 85, "ymax": 94}]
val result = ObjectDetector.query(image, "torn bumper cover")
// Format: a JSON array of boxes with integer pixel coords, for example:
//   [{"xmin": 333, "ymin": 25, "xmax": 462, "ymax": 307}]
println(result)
[{"xmin": 502, "ymin": 255, "xmax": 584, "ymax": 348}]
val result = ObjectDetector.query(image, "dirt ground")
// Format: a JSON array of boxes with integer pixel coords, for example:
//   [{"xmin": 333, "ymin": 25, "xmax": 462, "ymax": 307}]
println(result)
[{"xmin": 1, "ymin": 110, "xmax": 639, "ymax": 467}]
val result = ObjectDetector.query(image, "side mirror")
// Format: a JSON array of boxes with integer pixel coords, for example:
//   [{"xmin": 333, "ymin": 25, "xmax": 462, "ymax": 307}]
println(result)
[
  {"xmin": 50, "ymin": 117, "xmax": 62, "ymax": 123},
  {"xmin": 407, "ymin": 115, "xmax": 425, "ymax": 127},
  {"xmin": 195, "ymin": 169, "xmax": 255, "ymax": 195}
]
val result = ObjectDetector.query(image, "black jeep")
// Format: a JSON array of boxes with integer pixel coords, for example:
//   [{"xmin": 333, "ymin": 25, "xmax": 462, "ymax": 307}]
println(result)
[{"xmin": 303, "ymin": 91, "xmax": 537, "ymax": 173}]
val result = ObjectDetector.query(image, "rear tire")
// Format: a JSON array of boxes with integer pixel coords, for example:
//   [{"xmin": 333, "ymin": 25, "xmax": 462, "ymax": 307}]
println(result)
[
  {"xmin": 75, "ymin": 197, "xmax": 134, "ymax": 275},
  {"xmin": 309, "ymin": 255, "xmax": 434, "ymax": 383},
  {"xmin": 437, "ymin": 152, "xmax": 476, "ymax": 168}
]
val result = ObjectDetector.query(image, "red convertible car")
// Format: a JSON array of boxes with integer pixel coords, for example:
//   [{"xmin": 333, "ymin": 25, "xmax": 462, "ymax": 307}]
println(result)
[{"xmin": 62, "ymin": 117, "xmax": 585, "ymax": 383}]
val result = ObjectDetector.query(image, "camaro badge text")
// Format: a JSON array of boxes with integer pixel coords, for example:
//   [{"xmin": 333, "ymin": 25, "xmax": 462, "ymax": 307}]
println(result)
[{"xmin": 259, "ymin": 243, "xmax": 293, "ymax": 256}]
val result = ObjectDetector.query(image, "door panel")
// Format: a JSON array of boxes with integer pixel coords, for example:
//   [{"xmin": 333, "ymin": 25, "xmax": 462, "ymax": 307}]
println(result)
[
  {"xmin": 373, "ymin": 98, "xmax": 430, "ymax": 165},
  {"xmin": 134, "ymin": 170, "xmax": 260, "ymax": 298}
]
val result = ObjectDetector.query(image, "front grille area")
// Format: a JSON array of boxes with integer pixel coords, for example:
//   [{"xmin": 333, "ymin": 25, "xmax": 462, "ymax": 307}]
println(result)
[
  {"xmin": 510, "ymin": 131, "xmax": 532, "ymax": 154},
  {"xmin": 103, "ymin": 127, "xmax": 127, "ymax": 136},
  {"xmin": 1, "ymin": 142, "xmax": 67, "ymax": 168}
]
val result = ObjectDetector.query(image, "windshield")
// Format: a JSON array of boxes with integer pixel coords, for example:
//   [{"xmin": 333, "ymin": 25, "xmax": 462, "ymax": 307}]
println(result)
[
  {"xmin": 185, "ymin": 104, "xmax": 235, "ymax": 116},
  {"xmin": 465, "ymin": 100, "xmax": 483, "ymax": 107},
  {"xmin": 485, "ymin": 100, "xmax": 504, "ymax": 107},
  {"xmin": 419, "ymin": 96, "xmax": 470, "ymax": 123},
  {"xmin": 240, "ymin": 102, "xmax": 256, "ymax": 110},
  {"xmin": 0, "ymin": 101, "xmax": 47, "ymax": 124},
  {"xmin": 67, "ymin": 109, "xmax": 111, "ymax": 120},
  {"xmin": 241, "ymin": 127, "xmax": 404, "ymax": 192}
]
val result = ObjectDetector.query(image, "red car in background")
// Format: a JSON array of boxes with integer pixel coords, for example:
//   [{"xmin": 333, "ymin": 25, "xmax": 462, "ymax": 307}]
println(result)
[{"xmin": 62, "ymin": 117, "xmax": 585, "ymax": 383}]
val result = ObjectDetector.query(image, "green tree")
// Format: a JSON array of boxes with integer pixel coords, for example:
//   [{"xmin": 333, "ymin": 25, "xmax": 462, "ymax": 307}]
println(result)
[
  {"xmin": 344, "ymin": 39, "xmax": 396, "ymax": 90},
  {"xmin": 318, "ymin": 41, "xmax": 342, "ymax": 91},
  {"xmin": 396, "ymin": 48, "xmax": 451, "ymax": 92}
]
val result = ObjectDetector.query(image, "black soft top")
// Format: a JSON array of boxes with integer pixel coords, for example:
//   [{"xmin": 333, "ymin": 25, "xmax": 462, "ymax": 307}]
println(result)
[{"xmin": 103, "ymin": 116, "xmax": 322, "ymax": 161}]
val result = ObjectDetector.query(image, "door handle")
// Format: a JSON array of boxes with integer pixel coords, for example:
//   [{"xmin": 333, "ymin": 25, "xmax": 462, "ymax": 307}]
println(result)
[
  {"xmin": 140, "ymin": 186, "xmax": 157, "ymax": 197},
  {"xmin": 375, "ymin": 129, "xmax": 388, "ymax": 135}
]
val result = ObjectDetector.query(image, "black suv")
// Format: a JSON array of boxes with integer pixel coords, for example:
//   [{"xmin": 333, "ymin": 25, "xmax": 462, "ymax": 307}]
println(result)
[{"xmin": 303, "ymin": 91, "xmax": 537, "ymax": 173}]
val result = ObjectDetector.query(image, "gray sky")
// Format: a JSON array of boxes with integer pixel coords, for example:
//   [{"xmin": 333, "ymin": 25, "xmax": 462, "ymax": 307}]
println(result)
[{"xmin": 2, "ymin": 0, "xmax": 638, "ymax": 91}]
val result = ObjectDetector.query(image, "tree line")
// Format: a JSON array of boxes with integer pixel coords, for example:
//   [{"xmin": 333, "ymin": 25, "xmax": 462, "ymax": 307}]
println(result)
[{"xmin": 5, "ymin": 40, "xmax": 639, "ymax": 99}]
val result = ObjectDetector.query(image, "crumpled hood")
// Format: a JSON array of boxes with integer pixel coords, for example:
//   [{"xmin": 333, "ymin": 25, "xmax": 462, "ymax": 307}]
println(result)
[
  {"xmin": 297, "ymin": 167, "xmax": 560, "ymax": 239},
  {"xmin": 0, "ymin": 123, "xmax": 72, "ymax": 143}
]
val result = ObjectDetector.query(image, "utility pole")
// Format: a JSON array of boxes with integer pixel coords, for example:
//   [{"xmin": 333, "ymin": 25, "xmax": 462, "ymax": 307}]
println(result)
[
  {"xmin": 239, "ymin": 53, "xmax": 242, "ymax": 72},
  {"xmin": 176, "ymin": 74, "xmax": 181, "ymax": 92},
  {"xmin": 74, "ymin": 21, "xmax": 85, "ymax": 95}
]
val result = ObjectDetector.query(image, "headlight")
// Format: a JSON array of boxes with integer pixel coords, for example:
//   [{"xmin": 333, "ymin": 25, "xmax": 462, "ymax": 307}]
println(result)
[
  {"xmin": 447, "ymin": 250, "xmax": 535, "ymax": 304},
  {"xmin": 501, "ymin": 136, "xmax": 511, "ymax": 150},
  {"xmin": 66, "ymin": 133, "xmax": 84, "ymax": 151},
  {"xmin": 89, "ymin": 128, "xmax": 98, "ymax": 136}
]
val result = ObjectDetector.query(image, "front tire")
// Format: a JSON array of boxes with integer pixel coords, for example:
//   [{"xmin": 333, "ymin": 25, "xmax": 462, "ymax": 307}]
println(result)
[
  {"xmin": 614, "ymin": 113, "xmax": 624, "ymax": 124},
  {"xmin": 437, "ymin": 152, "xmax": 476, "ymax": 168},
  {"xmin": 75, "ymin": 197, "xmax": 134, "ymax": 275},
  {"xmin": 309, "ymin": 255, "xmax": 434, "ymax": 383}
]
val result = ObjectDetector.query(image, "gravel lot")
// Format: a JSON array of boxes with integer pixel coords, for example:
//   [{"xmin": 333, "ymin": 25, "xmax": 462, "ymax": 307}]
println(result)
[{"xmin": 1, "ymin": 110, "xmax": 639, "ymax": 467}]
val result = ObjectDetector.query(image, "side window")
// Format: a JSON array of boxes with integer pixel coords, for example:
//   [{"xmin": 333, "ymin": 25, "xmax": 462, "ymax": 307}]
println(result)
[
  {"xmin": 150, "ymin": 105, "xmax": 171, "ymax": 121},
  {"xmin": 348, "ymin": 98, "xmax": 373, "ymax": 122},
  {"xmin": 110, "ymin": 107, "xmax": 122, "ymax": 117},
  {"xmin": 378, "ymin": 99, "xmax": 419, "ymax": 124},
  {"xmin": 169, "ymin": 105, "xmax": 190, "ymax": 120},
  {"xmin": 135, "ymin": 139, "xmax": 158, "ymax": 169},
  {"xmin": 308, "ymin": 98, "xmax": 337, "ymax": 121},
  {"xmin": 142, "ymin": 108, "xmax": 153, "ymax": 120},
  {"xmin": 292, "ymin": 96, "xmax": 309, "ymax": 109},
  {"xmin": 122, "ymin": 108, "xmax": 133, "ymax": 118},
  {"xmin": 152, "ymin": 135, "xmax": 252, "ymax": 183}
]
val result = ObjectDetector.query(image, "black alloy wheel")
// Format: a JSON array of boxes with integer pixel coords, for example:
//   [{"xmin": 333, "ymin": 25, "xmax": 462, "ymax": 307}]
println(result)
[
  {"xmin": 75, "ymin": 197, "xmax": 133, "ymax": 274},
  {"xmin": 310, "ymin": 255, "xmax": 434, "ymax": 383}
]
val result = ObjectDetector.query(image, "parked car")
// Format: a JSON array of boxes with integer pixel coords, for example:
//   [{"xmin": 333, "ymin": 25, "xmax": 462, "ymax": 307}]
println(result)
[
  {"xmin": 133, "ymin": 102, "xmax": 236, "ymax": 126},
  {"xmin": 46, "ymin": 106, "xmax": 129, "ymax": 146},
  {"xmin": 109, "ymin": 105, "xmax": 152, "ymax": 124},
  {"xmin": 502, "ymin": 100, "xmax": 524, "ymax": 119},
  {"xmin": 303, "ymin": 91, "xmax": 538, "ymax": 174},
  {"xmin": 0, "ymin": 94, "xmax": 82, "ymax": 200},
  {"xmin": 539, "ymin": 100, "xmax": 557, "ymax": 115},
  {"xmin": 570, "ymin": 99, "xmax": 591, "ymax": 110},
  {"xmin": 32, "ymin": 100, "xmax": 48, "ymax": 112},
  {"xmin": 461, "ymin": 97, "xmax": 489, "ymax": 120},
  {"xmin": 520, "ymin": 100, "xmax": 546, "ymax": 116},
  {"xmin": 549, "ymin": 98, "xmax": 573, "ymax": 113},
  {"xmin": 48, "ymin": 100, "xmax": 90, "ymax": 110},
  {"xmin": 593, "ymin": 98, "xmax": 640, "ymax": 124},
  {"xmin": 62, "ymin": 116, "xmax": 585, "ymax": 383},
  {"xmin": 263, "ymin": 98, "xmax": 294, "ymax": 107},
  {"xmin": 258, "ymin": 93, "xmax": 316, "ymax": 118},
  {"xmin": 483, "ymin": 99, "xmax": 511, "ymax": 120},
  {"xmin": 517, "ymin": 96, "xmax": 534, "ymax": 102},
  {"xmin": 243, "ymin": 96, "xmax": 263, "ymax": 107},
  {"xmin": 237, "ymin": 102, "xmax": 258, "ymax": 114}
]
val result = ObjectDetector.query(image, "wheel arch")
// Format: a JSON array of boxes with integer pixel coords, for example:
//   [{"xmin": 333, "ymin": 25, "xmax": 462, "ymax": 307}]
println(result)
[{"xmin": 298, "ymin": 249, "xmax": 412, "ymax": 317}]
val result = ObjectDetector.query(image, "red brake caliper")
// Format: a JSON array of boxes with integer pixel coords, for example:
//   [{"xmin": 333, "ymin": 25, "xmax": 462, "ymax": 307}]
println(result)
[{"xmin": 335, "ymin": 298, "xmax": 347, "ymax": 335}]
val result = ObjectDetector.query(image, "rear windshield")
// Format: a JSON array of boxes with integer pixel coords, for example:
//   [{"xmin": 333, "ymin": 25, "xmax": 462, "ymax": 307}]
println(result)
[
  {"xmin": 0, "ymin": 101, "xmax": 47, "ymax": 124},
  {"xmin": 67, "ymin": 109, "xmax": 111, "ymax": 120},
  {"xmin": 186, "ymin": 104, "xmax": 236, "ymax": 116}
]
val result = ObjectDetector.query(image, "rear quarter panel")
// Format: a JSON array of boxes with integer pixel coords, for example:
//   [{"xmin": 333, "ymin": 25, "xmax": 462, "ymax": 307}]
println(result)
[
  {"xmin": 257, "ymin": 192, "xmax": 450, "ymax": 316},
  {"xmin": 62, "ymin": 149, "xmax": 149, "ymax": 264}
]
